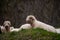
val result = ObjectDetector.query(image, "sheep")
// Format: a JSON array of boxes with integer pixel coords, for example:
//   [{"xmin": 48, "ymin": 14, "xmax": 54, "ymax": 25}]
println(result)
[
  {"xmin": 19, "ymin": 24, "xmax": 32, "ymax": 30},
  {"xmin": 3, "ymin": 21, "xmax": 17, "ymax": 32},
  {"xmin": 3, "ymin": 21, "xmax": 11, "ymax": 32},
  {"xmin": 26, "ymin": 15, "xmax": 57, "ymax": 33}
]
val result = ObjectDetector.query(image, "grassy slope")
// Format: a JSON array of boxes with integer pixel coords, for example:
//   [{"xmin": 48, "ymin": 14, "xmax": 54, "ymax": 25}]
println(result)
[{"xmin": 0, "ymin": 28, "xmax": 60, "ymax": 40}]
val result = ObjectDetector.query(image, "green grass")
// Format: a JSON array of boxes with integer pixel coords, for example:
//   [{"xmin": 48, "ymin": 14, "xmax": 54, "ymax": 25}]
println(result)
[{"xmin": 0, "ymin": 28, "xmax": 60, "ymax": 40}]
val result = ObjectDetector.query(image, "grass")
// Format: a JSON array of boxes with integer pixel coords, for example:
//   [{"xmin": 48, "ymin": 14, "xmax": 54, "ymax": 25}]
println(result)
[{"xmin": 0, "ymin": 28, "xmax": 60, "ymax": 40}]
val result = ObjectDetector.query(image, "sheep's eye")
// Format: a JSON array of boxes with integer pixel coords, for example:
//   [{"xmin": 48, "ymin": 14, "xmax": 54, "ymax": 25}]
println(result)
[
  {"xmin": 29, "ymin": 17, "xmax": 34, "ymax": 21},
  {"xmin": 29, "ymin": 17, "xmax": 32, "ymax": 19},
  {"xmin": 8, "ymin": 23, "xmax": 10, "ymax": 25}
]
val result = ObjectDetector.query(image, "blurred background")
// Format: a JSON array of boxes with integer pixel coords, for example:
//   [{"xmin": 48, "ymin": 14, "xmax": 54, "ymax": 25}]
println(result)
[{"xmin": 0, "ymin": 0, "xmax": 60, "ymax": 28}]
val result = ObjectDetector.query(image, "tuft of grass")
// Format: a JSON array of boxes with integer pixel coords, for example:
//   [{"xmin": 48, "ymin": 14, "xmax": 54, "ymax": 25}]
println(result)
[{"xmin": 0, "ymin": 28, "xmax": 60, "ymax": 40}]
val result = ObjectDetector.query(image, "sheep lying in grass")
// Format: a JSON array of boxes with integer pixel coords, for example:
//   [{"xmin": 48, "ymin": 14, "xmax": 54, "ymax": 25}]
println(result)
[
  {"xmin": 3, "ymin": 21, "xmax": 11, "ymax": 32},
  {"xmin": 3, "ymin": 21, "xmax": 15, "ymax": 32},
  {"xmin": 3, "ymin": 21, "xmax": 20, "ymax": 32},
  {"xmin": 0, "ymin": 21, "xmax": 12, "ymax": 33},
  {"xmin": 26, "ymin": 15, "xmax": 56, "ymax": 33},
  {"xmin": 19, "ymin": 24, "xmax": 32, "ymax": 30}
]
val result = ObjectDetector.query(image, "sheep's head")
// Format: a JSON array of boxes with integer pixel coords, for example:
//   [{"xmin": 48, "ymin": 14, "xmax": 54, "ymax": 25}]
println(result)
[
  {"xmin": 3, "ymin": 21, "xmax": 11, "ymax": 32},
  {"xmin": 26, "ymin": 15, "xmax": 36, "ymax": 25}
]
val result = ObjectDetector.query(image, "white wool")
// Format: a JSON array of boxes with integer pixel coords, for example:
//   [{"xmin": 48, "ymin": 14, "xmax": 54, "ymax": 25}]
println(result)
[
  {"xmin": 26, "ymin": 15, "xmax": 56, "ymax": 33},
  {"xmin": 33, "ymin": 20, "xmax": 56, "ymax": 33},
  {"xmin": 10, "ymin": 27, "xmax": 14, "ymax": 30},
  {"xmin": 19, "ymin": 24, "xmax": 32, "ymax": 30},
  {"xmin": 3, "ymin": 21, "xmax": 11, "ymax": 27},
  {"xmin": 0, "ymin": 26, "xmax": 6, "ymax": 33},
  {"xmin": 10, "ymin": 28, "xmax": 20, "ymax": 32},
  {"xmin": 10, "ymin": 24, "xmax": 32, "ymax": 32},
  {"xmin": 56, "ymin": 28, "xmax": 60, "ymax": 34}
]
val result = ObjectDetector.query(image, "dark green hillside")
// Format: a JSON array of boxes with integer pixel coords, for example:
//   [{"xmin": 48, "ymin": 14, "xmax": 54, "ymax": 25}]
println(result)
[{"xmin": 0, "ymin": 28, "xmax": 60, "ymax": 40}]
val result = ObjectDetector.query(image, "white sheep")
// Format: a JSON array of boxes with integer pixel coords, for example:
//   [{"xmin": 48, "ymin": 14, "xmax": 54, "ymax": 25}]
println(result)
[
  {"xmin": 3, "ymin": 21, "xmax": 18, "ymax": 32},
  {"xmin": 26, "ymin": 15, "xmax": 57, "ymax": 33},
  {"xmin": 3, "ymin": 21, "xmax": 12, "ymax": 32},
  {"xmin": 19, "ymin": 24, "xmax": 32, "ymax": 30}
]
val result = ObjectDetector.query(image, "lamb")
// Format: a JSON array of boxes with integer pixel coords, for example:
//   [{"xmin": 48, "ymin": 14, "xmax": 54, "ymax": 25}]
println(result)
[
  {"xmin": 3, "ymin": 21, "xmax": 13, "ymax": 32},
  {"xmin": 19, "ymin": 24, "xmax": 32, "ymax": 30},
  {"xmin": 26, "ymin": 15, "xmax": 57, "ymax": 33}
]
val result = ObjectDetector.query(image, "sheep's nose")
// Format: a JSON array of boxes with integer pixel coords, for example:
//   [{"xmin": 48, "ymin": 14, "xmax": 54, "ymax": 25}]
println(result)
[
  {"xmin": 5, "ymin": 26, "xmax": 8, "ymax": 30},
  {"xmin": 5, "ymin": 26, "xmax": 9, "ymax": 29},
  {"xmin": 26, "ymin": 20, "xmax": 30, "ymax": 23},
  {"xmin": 5, "ymin": 26, "xmax": 8, "ymax": 27}
]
